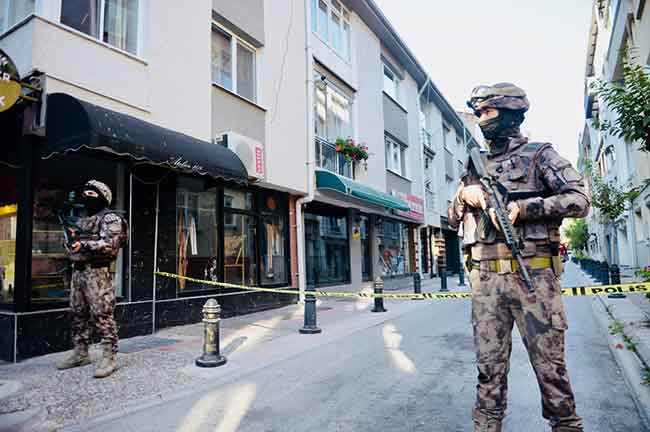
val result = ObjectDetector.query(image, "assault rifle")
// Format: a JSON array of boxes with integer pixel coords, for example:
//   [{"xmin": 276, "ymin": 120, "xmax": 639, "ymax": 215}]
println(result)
[
  {"xmin": 57, "ymin": 191, "xmax": 85, "ymax": 250},
  {"xmin": 467, "ymin": 143, "xmax": 535, "ymax": 294}
]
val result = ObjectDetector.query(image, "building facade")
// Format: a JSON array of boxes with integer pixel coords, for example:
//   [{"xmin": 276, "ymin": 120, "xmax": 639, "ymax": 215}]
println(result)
[
  {"xmin": 0, "ymin": 0, "xmax": 475, "ymax": 361},
  {"xmin": 579, "ymin": 0, "xmax": 650, "ymax": 269}
]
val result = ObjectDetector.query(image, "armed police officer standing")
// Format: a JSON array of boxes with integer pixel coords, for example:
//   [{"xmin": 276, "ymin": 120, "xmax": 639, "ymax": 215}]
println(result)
[
  {"xmin": 56, "ymin": 180, "xmax": 127, "ymax": 378},
  {"xmin": 448, "ymin": 83, "xmax": 589, "ymax": 432}
]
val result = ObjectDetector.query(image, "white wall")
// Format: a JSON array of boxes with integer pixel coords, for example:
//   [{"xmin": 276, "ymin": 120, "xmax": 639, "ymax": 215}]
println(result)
[{"xmin": 262, "ymin": 0, "xmax": 309, "ymax": 194}]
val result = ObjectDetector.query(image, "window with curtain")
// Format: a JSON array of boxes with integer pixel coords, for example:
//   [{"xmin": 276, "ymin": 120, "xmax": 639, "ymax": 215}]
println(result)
[
  {"xmin": 176, "ymin": 179, "xmax": 219, "ymax": 292},
  {"xmin": 314, "ymin": 81, "xmax": 351, "ymax": 143},
  {"xmin": 103, "ymin": 0, "xmax": 139, "ymax": 55},
  {"xmin": 0, "ymin": 0, "xmax": 35, "ymax": 34},
  {"xmin": 212, "ymin": 27, "xmax": 233, "ymax": 91},
  {"xmin": 211, "ymin": 25, "xmax": 257, "ymax": 102},
  {"xmin": 60, "ymin": 0, "xmax": 141, "ymax": 55},
  {"xmin": 237, "ymin": 42, "xmax": 256, "ymax": 101}
]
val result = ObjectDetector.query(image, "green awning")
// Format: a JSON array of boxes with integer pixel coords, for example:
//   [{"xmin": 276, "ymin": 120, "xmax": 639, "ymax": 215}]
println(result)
[{"xmin": 315, "ymin": 169, "xmax": 410, "ymax": 211}]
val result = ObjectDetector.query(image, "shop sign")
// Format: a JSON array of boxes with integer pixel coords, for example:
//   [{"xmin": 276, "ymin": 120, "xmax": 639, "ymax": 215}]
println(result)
[
  {"xmin": 394, "ymin": 192, "xmax": 424, "ymax": 222},
  {"xmin": 0, "ymin": 49, "xmax": 21, "ymax": 113}
]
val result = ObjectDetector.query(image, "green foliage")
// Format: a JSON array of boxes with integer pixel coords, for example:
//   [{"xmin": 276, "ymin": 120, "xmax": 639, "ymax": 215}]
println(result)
[
  {"xmin": 584, "ymin": 162, "xmax": 640, "ymax": 222},
  {"xmin": 563, "ymin": 219, "xmax": 589, "ymax": 252},
  {"xmin": 609, "ymin": 320, "xmax": 625, "ymax": 336},
  {"xmin": 591, "ymin": 48, "xmax": 650, "ymax": 153},
  {"xmin": 334, "ymin": 138, "xmax": 369, "ymax": 163}
]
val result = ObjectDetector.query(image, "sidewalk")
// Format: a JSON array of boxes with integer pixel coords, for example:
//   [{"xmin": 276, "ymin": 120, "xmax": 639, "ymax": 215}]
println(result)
[
  {"xmin": 0, "ymin": 278, "xmax": 464, "ymax": 431},
  {"xmin": 565, "ymin": 261, "xmax": 650, "ymax": 424}
]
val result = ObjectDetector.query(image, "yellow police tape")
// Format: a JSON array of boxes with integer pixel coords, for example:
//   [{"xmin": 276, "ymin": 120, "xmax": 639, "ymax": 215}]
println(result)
[{"xmin": 155, "ymin": 272, "xmax": 650, "ymax": 300}]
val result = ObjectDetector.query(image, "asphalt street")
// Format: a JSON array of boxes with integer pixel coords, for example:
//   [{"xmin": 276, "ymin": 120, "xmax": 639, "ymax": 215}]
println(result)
[{"xmin": 72, "ymin": 268, "xmax": 648, "ymax": 432}]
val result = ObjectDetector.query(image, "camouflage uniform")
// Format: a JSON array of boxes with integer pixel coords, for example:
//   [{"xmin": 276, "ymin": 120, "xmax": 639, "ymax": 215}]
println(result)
[
  {"xmin": 68, "ymin": 209, "xmax": 124, "ymax": 355},
  {"xmin": 58, "ymin": 180, "xmax": 126, "ymax": 378},
  {"xmin": 450, "ymin": 84, "xmax": 589, "ymax": 431}
]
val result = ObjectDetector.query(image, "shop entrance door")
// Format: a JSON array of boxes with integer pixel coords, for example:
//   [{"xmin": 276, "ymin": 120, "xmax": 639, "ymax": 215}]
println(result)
[{"xmin": 444, "ymin": 230, "xmax": 460, "ymax": 275}]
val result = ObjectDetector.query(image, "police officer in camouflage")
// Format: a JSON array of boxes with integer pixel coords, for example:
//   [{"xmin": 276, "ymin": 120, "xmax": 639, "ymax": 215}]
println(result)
[
  {"xmin": 57, "ymin": 180, "xmax": 127, "ymax": 378},
  {"xmin": 448, "ymin": 83, "xmax": 589, "ymax": 431}
]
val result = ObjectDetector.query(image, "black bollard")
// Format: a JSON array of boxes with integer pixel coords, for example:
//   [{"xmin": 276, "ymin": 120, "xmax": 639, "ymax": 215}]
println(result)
[
  {"xmin": 195, "ymin": 299, "xmax": 227, "ymax": 367},
  {"xmin": 300, "ymin": 280, "xmax": 322, "ymax": 334},
  {"xmin": 608, "ymin": 264, "xmax": 626, "ymax": 298},
  {"xmin": 413, "ymin": 272, "xmax": 424, "ymax": 300},
  {"xmin": 371, "ymin": 277, "xmax": 387, "ymax": 312},
  {"xmin": 601, "ymin": 261, "xmax": 610, "ymax": 285},
  {"xmin": 439, "ymin": 265, "xmax": 448, "ymax": 292}
]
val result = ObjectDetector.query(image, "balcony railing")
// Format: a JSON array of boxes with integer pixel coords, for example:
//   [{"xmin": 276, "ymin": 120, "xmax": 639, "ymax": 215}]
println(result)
[
  {"xmin": 421, "ymin": 128, "xmax": 433, "ymax": 149},
  {"xmin": 315, "ymin": 136, "xmax": 353, "ymax": 178}
]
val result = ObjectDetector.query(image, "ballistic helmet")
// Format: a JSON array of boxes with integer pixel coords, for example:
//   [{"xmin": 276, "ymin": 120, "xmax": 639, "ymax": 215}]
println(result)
[
  {"xmin": 84, "ymin": 180, "xmax": 112, "ymax": 206},
  {"xmin": 467, "ymin": 82, "xmax": 530, "ymax": 116}
]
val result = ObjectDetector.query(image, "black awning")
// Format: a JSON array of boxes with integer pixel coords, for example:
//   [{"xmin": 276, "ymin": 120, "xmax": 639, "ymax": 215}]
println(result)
[{"xmin": 45, "ymin": 93, "xmax": 248, "ymax": 184}]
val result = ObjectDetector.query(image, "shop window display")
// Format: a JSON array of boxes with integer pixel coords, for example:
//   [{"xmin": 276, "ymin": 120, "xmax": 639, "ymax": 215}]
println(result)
[
  {"xmin": 0, "ymin": 167, "xmax": 18, "ymax": 305},
  {"xmin": 305, "ymin": 213, "xmax": 349, "ymax": 285},
  {"xmin": 31, "ymin": 154, "xmax": 126, "ymax": 303},
  {"xmin": 176, "ymin": 178, "xmax": 219, "ymax": 292},
  {"xmin": 260, "ymin": 191, "xmax": 288, "ymax": 285},
  {"xmin": 378, "ymin": 219, "xmax": 410, "ymax": 276}
]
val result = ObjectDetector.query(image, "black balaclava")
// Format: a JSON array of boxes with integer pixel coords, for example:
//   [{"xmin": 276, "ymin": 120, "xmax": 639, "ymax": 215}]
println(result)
[
  {"xmin": 479, "ymin": 109, "xmax": 524, "ymax": 154},
  {"xmin": 82, "ymin": 189, "xmax": 107, "ymax": 215}
]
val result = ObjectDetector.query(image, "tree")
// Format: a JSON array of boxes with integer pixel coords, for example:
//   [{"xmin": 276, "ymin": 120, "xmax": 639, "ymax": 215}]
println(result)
[
  {"xmin": 563, "ymin": 219, "xmax": 589, "ymax": 252},
  {"xmin": 592, "ymin": 48, "xmax": 650, "ymax": 153},
  {"xmin": 583, "ymin": 160, "xmax": 640, "ymax": 223}
]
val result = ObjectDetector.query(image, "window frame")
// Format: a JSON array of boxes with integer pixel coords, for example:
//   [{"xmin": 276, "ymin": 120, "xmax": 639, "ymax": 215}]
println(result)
[
  {"xmin": 382, "ymin": 62, "xmax": 399, "ymax": 101},
  {"xmin": 310, "ymin": 0, "xmax": 351, "ymax": 61},
  {"xmin": 211, "ymin": 21, "xmax": 258, "ymax": 103},
  {"xmin": 385, "ymin": 134, "xmax": 406, "ymax": 177},
  {"xmin": 57, "ymin": 0, "xmax": 145, "ymax": 57}
]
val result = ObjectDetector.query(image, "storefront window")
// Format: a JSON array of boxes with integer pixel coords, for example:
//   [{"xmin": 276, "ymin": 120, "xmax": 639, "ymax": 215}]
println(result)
[
  {"xmin": 0, "ymin": 166, "xmax": 18, "ymax": 305},
  {"xmin": 259, "ymin": 192, "xmax": 288, "ymax": 286},
  {"xmin": 176, "ymin": 178, "xmax": 219, "ymax": 292},
  {"xmin": 305, "ymin": 212, "xmax": 349, "ymax": 285},
  {"xmin": 378, "ymin": 219, "xmax": 410, "ymax": 276},
  {"xmin": 224, "ymin": 213, "xmax": 257, "ymax": 287},
  {"xmin": 32, "ymin": 154, "xmax": 126, "ymax": 304}
]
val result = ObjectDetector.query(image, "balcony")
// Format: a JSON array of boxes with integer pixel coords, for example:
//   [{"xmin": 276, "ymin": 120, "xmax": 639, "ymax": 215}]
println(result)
[
  {"xmin": 315, "ymin": 136, "xmax": 353, "ymax": 179},
  {"xmin": 421, "ymin": 128, "xmax": 433, "ymax": 149}
]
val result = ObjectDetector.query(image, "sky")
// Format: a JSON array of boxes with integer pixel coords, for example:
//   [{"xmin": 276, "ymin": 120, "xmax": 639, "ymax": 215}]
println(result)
[{"xmin": 373, "ymin": 0, "xmax": 594, "ymax": 164}]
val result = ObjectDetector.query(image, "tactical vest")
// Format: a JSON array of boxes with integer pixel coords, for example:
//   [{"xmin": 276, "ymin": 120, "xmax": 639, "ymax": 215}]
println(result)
[
  {"xmin": 68, "ymin": 209, "xmax": 128, "ymax": 263},
  {"xmin": 464, "ymin": 140, "xmax": 562, "ymax": 261}
]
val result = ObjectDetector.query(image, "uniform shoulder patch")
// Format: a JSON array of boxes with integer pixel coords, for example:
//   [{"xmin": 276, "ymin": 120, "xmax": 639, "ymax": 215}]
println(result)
[{"xmin": 102, "ymin": 213, "xmax": 121, "ymax": 224}]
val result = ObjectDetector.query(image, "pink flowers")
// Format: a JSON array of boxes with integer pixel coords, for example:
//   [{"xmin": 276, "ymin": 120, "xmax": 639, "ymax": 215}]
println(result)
[{"xmin": 335, "ymin": 137, "xmax": 369, "ymax": 163}]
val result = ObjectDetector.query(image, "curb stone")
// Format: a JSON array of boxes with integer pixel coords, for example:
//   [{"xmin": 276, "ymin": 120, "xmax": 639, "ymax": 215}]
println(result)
[{"xmin": 591, "ymin": 296, "xmax": 650, "ymax": 430}]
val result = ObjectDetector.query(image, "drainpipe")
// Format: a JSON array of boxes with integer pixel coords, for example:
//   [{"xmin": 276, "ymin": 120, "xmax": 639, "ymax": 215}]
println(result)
[
  {"xmin": 296, "ymin": 0, "xmax": 316, "ymax": 302},
  {"xmin": 415, "ymin": 77, "xmax": 430, "ymax": 277}
]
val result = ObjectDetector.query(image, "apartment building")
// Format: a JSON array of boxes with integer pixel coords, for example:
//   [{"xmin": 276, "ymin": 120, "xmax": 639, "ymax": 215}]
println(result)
[
  {"xmin": 0, "ymin": 0, "xmax": 475, "ymax": 361},
  {"xmin": 579, "ymin": 0, "xmax": 650, "ymax": 269},
  {"xmin": 0, "ymin": 0, "xmax": 305, "ymax": 362}
]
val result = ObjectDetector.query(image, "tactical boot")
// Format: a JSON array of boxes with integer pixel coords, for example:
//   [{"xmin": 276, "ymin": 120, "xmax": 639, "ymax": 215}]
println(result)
[
  {"xmin": 94, "ymin": 346, "xmax": 117, "ymax": 378},
  {"xmin": 56, "ymin": 348, "xmax": 91, "ymax": 370},
  {"xmin": 473, "ymin": 408, "xmax": 502, "ymax": 432}
]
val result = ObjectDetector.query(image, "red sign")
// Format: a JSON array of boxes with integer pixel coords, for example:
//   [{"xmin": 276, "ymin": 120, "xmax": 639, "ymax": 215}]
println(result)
[
  {"xmin": 255, "ymin": 146, "xmax": 264, "ymax": 175},
  {"xmin": 394, "ymin": 193, "xmax": 424, "ymax": 222}
]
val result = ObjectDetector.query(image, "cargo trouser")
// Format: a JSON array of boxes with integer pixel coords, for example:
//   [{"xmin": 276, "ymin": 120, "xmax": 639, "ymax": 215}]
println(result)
[
  {"xmin": 469, "ymin": 264, "xmax": 582, "ymax": 429},
  {"xmin": 70, "ymin": 266, "xmax": 118, "ymax": 354}
]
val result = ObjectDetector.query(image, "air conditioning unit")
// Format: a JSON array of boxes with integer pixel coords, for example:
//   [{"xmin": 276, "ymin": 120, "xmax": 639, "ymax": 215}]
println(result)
[{"xmin": 214, "ymin": 131, "xmax": 265, "ymax": 181}]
